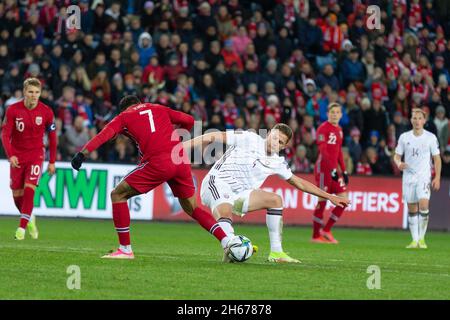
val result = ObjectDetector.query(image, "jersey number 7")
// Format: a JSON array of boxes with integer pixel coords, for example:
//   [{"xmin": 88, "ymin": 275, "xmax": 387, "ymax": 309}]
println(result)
[{"xmin": 139, "ymin": 109, "xmax": 156, "ymax": 133}]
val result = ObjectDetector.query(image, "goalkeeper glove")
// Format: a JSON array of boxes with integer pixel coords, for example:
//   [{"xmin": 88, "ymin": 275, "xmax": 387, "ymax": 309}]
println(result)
[
  {"xmin": 331, "ymin": 168, "xmax": 339, "ymax": 181},
  {"xmin": 343, "ymin": 171, "xmax": 349, "ymax": 184},
  {"xmin": 71, "ymin": 152, "xmax": 86, "ymax": 171}
]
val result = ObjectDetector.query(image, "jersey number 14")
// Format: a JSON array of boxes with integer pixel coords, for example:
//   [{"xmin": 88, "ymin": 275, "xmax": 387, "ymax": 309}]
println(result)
[{"xmin": 139, "ymin": 110, "xmax": 156, "ymax": 133}]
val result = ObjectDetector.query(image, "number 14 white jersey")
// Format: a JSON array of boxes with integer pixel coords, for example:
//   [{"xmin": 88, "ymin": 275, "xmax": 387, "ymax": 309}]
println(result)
[{"xmin": 395, "ymin": 130, "xmax": 440, "ymax": 184}]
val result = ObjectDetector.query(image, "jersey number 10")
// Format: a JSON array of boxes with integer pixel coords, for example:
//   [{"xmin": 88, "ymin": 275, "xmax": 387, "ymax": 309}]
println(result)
[{"xmin": 139, "ymin": 110, "xmax": 156, "ymax": 133}]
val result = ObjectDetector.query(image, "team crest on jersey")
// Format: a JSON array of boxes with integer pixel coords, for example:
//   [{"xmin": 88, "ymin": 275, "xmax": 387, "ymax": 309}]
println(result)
[{"xmin": 35, "ymin": 116, "xmax": 43, "ymax": 125}]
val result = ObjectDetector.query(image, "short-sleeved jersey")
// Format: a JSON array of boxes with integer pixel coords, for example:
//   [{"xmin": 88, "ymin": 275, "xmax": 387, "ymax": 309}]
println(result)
[
  {"xmin": 395, "ymin": 130, "xmax": 440, "ymax": 183},
  {"xmin": 207, "ymin": 131, "xmax": 293, "ymax": 193},
  {"xmin": 85, "ymin": 103, "xmax": 194, "ymax": 163},
  {"xmin": 315, "ymin": 121, "xmax": 344, "ymax": 172},
  {"xmin": 1, "ymin": 100, "xmax": 55, "ymax": 161}
]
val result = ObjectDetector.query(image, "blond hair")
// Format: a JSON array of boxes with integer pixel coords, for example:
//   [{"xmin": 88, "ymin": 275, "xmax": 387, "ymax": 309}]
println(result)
[
  {"xmin": 327, "ymin": 102, "xmax": 341, "ymax": 111},
  {"xmin": 411, "ymin": 108, "xmax": 426, "ymax": 118},
  {"xmin": 23, "ymin": 78, "xmax": 42, "ymax": 90}
]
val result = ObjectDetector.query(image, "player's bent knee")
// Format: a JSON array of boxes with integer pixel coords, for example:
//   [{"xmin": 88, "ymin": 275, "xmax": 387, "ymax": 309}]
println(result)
[
  {"xmin": 110, "ymin": 187, "xmax": 128, "ymax": 202},
  {"xmin": 215, "ymin": 204, "xmax": 233, "ymax": 220},
  {"xmin": 179, "ymin": 197, "xmax": 195, "ymax": 216},
  {"xmin": 267, "ymin": 194, "xmax": 283, "ymax": 209}
]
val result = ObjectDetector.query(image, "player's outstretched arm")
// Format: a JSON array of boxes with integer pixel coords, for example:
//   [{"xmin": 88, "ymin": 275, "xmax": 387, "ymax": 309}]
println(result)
[
  {"xmin": 287, "ymin": 175, "xmax": 350, "ymax": 208},
  {"xmin": 71, "ymin": 118, "xmax": 121, "ymax": 171},
  {"xmin": 432, "ymin": 154, "xmax": 441, "ymax": 191},
  {"xmin": 71, "ymin": 148, "xmax": 89, "ymax": 171},
  {"xmin": 182, "ymin": 131, "xmax": 227, "ymax": 151},
  {"xmin": 167, "ymin": 108, "xmax": 195, "ymax": 130}
]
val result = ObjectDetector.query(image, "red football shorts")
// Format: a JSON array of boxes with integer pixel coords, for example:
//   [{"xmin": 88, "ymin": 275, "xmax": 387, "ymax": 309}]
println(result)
[
  {"xmin": 124, "ymin": 159, "xmax": 195, "ymax": 199},
  {"xmin": 314, "ymin": 170, "xmax": 347, "ymax": 194},
  {"xmin": 10, "ymin": 160, "xmax": 44, "ymax": 190}
]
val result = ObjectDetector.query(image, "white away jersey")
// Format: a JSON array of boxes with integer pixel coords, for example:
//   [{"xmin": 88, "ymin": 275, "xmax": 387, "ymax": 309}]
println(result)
[
  {"xmin": 207, "ymin": 131, "xmax": 293, "ymax": 193},
  {"xmin": 395, "ymin": 130, "xmax": 440, "ymax": 183}
]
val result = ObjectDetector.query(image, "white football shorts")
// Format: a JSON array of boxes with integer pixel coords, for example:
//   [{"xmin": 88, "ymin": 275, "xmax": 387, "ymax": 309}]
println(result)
[{"xmin": 200, "ymin": 174, "xmax": 253, "ymax": 217}]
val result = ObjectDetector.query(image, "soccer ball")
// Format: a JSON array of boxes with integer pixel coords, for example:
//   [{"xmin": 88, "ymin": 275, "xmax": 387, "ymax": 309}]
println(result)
[{"xmin": 227, "ymin": 235, "xmax": 254, "ymax": 262}]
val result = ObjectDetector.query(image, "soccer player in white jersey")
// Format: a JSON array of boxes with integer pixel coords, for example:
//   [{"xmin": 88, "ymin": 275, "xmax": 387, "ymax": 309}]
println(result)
[
  {"xmin": 394, "ymin": 108, "xmax": 442, "ymax": 249},
  {"xmin": 184, "ymin": 123, "xmax": 350, "ymax": 263}
]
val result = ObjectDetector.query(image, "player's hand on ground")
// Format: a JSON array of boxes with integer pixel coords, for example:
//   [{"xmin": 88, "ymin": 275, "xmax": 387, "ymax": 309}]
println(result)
[
  {"xmin": 431, "ymin": 177, "xmax": 440, "ymax": 191},
  {"xmin": 329, "ymin": 195, "xmax": 350, "ymax": 208},
  {"xmin": 343, "ymin": 171, "xmax": 349, "ymax": 184},
  {"xmin": 71, "ymin": 152, "xmax": 86, "ymax": 171},
  {"xmin": 397, "ymin": 162, "xmax": 408, "ymax": 171},
  {"xmin": 331, "ymin": 168, "xmax": 339, "ymax": 181},
  {"xmin": 47, "ymin": 163, "xmax": 56, "ymax": 176},
  {"xmin": 9, "ymin": 156, "xmax": 20, "ymax": 168}
]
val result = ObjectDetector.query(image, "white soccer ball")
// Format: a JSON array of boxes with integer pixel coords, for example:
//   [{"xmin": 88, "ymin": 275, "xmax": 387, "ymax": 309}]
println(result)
[{"xmin": 227, "ymin": 235, "xmax": 253, "ymax": 262}]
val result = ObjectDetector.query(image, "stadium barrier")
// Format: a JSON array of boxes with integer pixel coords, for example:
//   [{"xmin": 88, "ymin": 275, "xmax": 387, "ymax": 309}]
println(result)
[
  {"xmin": 0, "ymin": 160, "xmax": 448, "ymax": 231},
  {"xmin": 0, "ymin": 160, "xmax": 153, "ymax": 220}
]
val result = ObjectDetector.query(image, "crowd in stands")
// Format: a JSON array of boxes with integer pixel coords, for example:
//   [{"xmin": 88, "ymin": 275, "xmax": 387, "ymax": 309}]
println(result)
[{"xmin": 0, "ymin": 0, "xmax": 449, "ymax": 177}]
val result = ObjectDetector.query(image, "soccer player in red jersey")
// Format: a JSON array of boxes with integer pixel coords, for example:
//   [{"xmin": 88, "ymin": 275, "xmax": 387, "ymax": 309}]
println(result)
[
  {"xmin": 71, "ymin": 95, "xmax": 235, "ymax": 259},
  {"xmin": 312, "ymin": 102, "xmax": 349, "ymax": 244},
  {"xmin": 1, "ymin": 78, "xmax": 57, "ymax": 240}
]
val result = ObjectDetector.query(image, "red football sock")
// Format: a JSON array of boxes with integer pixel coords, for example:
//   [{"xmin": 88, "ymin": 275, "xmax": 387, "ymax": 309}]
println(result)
[
  {"xmin": 19, "ymin": 187, "xmax": 35, "ymax": 229},
  {"xmin": 192, "ymin": 207, "xmax": 227, "ymax": 242},
  {"xmin": 13, "ymin": 195, "xmax": 23, "ymax": 212},
  {"xmin": 112, "ymin": 202, "xmax": 131, "ymax": 246},
  {"xmin": 323, "ymin": 206, "xmax": 346, "ymax": 232},
  {"xmin": 313, "ymin": 201, "xmax": 326, "ymax": 238}
]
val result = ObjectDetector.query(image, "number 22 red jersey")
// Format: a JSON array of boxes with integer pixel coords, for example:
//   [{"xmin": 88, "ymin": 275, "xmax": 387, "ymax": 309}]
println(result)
[
  {"xmin": 84, "ymin": 103, "xmax": 195, "ymax": 163},
  {"xmin": 314, "ymin": 121, "xmax": 346, "ymax": 173}
]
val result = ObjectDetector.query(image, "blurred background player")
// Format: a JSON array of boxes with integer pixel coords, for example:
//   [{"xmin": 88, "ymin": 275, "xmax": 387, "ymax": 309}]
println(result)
[
  {"xmin": 312, "ymin": 102, "xmax": 349, "ymax": 244},
  {"xmin": 71, "ymin": 95, "xmax": 235, "ymax": 259},
  {"xmin": 394, "ymin": 108, "xmax": 441, "ymax": 249},
  {"xmin": 184, "ymin": 124, "xmax": 350, "ymax": 263},
  {"xmin": 1, "ymin": 78, "xmax": 57, "ymax": 240}
]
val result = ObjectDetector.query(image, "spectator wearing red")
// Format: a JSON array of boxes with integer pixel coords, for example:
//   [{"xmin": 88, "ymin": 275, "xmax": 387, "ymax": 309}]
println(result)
[
  {"xmin": 322, "ymin": 13, "xmax": 343, "ymax": 53},
  {"xmin": 221, "ymin": 94, "xmax": 240, "ymax": 129},
  {"xmin": 291, "ymin": 145, "xmax": 312, "ymax": 173},
  {"xmin": 393, "ymin": 4, "xmax": 406, "ymax": 36},
  {"xmin": 409, "ymin": 0, "xmax": 423, "ymax": 28},
  {"xmin": 264, "ymin": 95, "xmax": 282, "ymax": 125},
  {"xmin": 142, "ymin": 56, "xmax": 165, "ymax": 85},
  {"xmin": 38, "ymin": 0, "xmax": 57, "ymax": 29},
  {"xmin": 230, "ymin": 26, "xmax": 252, "ymax": 57},
  {"xmin": 221, "ymin": 39, "xmax": 243, "ymax": 72}
]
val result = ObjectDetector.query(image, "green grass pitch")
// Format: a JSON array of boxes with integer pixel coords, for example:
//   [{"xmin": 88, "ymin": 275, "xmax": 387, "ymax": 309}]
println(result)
[{"xmin": 0, "ymin": 216, "xmax": 449, "ymax": 300}]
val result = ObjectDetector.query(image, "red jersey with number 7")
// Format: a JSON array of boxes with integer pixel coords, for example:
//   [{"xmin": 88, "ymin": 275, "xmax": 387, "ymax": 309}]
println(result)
[
  {"xmin": 83, "ymin": 103, "xmax": 195, "ymax": 163},
  {"xmin": 1, "ymin": 100, "xmax": 57, "ymax": 163},
  {"xmin": 314, "ymin": 121, "xmax": 346, "ymax": 173}
]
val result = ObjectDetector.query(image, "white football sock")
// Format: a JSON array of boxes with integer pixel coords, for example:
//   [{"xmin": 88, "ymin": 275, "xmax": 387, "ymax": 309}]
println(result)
[
  {"xmin": 221, "ymin": 236, "xmax": 231, "ymax": 249},
  {"xmin": 218, "ymin": 218, "xmax": 235, "ymax": 236},
  {"xmin": 408, "ymin": 213, "xmax": 419, "ymax": 242},
  {"xmin": 119, "ymin": 245, "xmax": 132, "ymax": 253},
  {"xmin": 266, "ymin": 208, "xmax": 283, "ymax": 253},
  {"xmin": 418, "ymin": 210, "xmax": 429, "ymax": 240}
]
